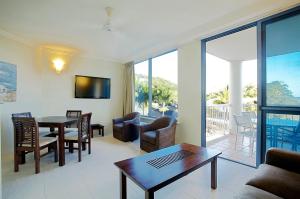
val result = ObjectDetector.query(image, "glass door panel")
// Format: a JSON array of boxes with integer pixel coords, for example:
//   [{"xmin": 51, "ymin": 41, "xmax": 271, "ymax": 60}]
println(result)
[
  {"xmin": 205, "ymin": 27, "xmax": 257, "ymax": 166},
  {"xmin": 265, "ymin": 14, "xmax": 300, "ymax": 106},
  {"xmin": 262, "ymin": 9, "xmax": 300, "ymax": 157},
  {"xmin": 266, "ymin": 113, "xmax": 300, "ymax": 152}
]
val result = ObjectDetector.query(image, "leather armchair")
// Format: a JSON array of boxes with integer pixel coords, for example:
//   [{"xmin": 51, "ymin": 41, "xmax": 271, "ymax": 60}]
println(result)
[
  {"xmin": 140, "ymin": 116, "xmax": 177, "ymax": 152},
  {"xmin": 112, "ymin": 112, "xmax": 140, "ymax": 142}
]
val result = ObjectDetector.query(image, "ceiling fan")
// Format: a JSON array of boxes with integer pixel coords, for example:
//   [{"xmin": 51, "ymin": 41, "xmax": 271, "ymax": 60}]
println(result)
[{"xmin": 103, "ymin": 7, "xmax": 114, "ymax": 32}]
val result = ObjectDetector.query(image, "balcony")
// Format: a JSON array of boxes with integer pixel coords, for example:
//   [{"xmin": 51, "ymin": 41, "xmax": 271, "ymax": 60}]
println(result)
[{"xmin": 206, "ymin": 104, "xmax": 256, "ymax": 166}]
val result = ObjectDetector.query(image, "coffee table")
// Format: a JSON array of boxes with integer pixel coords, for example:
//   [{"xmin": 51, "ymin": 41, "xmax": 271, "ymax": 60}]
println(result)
[{"xmin": 114, "ymin": 143, "xmax": 222, "ymax": 199}]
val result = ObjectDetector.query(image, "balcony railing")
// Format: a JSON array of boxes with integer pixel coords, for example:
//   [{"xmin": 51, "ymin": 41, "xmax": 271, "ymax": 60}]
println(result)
[
  {"xmin": 206, "ymin": 103, "xmax": 257, "ymax": 135},
  {"xmin": 206, "ymin": 104, "xmax": 230, "ymax": 134}
]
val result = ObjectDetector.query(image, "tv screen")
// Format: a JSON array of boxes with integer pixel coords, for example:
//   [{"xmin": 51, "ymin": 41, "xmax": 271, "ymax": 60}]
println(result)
[{"xmin": 75, "ymin": 75, "xmax": 110, "ymax": 99}]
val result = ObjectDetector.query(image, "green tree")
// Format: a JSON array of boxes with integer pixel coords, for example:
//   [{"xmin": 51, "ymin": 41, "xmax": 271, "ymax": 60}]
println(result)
[
  {"xmin": 135, "ymin": 75, "xmax": 178, "ymax": 115},
  {"xmin": 267, "ymin": 81, "xmax": 300, "ymax": 105},
  {"xmin": 207, "ymin": 86, "xmax": 229, "ymax": 104},
  {"xmin": 135, "ymin": 76, "xmax": 149, "ymax": 115},
  {"xmin": 243, "ymin": 85, "xmax": 257, "ymax": 98},
  {"xmin": 152, "ymin": 77, "xmax": 177, "ymax": 106}
]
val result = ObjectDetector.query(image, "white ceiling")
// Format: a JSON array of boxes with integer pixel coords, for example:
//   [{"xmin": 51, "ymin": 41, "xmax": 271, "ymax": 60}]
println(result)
[
  {"xmin": 207, "ymin": 27, "xmax": 257, "ymax": 61},
  {"xmin": 0, "ymin": 0, "xmax": 298, "ymax": 63}
]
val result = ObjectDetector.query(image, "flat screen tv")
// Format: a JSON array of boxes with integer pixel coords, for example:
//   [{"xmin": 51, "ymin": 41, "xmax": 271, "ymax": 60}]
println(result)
[{"xmin": 75, "ymin": 75, "xmax": 110, "ymax": 99}]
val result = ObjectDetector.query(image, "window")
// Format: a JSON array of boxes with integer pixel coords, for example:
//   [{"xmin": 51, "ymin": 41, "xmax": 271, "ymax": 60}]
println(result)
[
  {"xmin": 134, "ymin": 60, "xmax": 149, "ymax": 115},
  {"xmin": 134, "ymin": 51, "xmax": 178, "ymax": 118},
  {"xmin": 265, "ymin": 14, "xmax": 300, "ymax": 106}
]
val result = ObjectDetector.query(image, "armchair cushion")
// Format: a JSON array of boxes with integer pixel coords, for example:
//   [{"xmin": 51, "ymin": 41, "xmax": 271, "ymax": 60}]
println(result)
[
  {"xmin": 142, "ymin": 131, "xmax": 157, "ymax": 145},
  {"xmin": 114, "ymin": 123, "xmax": 124, "ymax": 129},
  {"xmin": 246, "ymin": 164, "xmax": 300, "ymax": 199}
]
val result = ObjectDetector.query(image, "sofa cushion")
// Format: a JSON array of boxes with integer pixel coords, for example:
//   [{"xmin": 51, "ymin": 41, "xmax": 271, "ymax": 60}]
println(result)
[
  {"xmin": 234, "ymin": 185, "xmax": 282, "ymax": 199},
  {"xmin": 246, "ymin": 164, "xmax": 300, "ymax": 199},
  {"xmin": 142, "ymin": 131, "xmax": 157, "ymax": 145}
]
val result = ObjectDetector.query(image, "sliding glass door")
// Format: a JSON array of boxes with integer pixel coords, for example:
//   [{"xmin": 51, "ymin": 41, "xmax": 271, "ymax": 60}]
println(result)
[
  {"xmin": 201, "ymin": 6, "xmax": 300, "ymax": 167},
  {"xmin": 260, "ymin": 8, "xmax": 300, "ymax": 159},
  {"xmin": 203, "ymin": 27, "xmax": 258, "ymax": 166}
]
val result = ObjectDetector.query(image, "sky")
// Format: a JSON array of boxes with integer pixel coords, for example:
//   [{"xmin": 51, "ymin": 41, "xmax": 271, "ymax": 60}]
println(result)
[
  {"xmin": 267, "ymin": 51, "xmax": 300, "ymax": 97},
  {"xmin": 134, "ymin": 50, "xmax": 300, "ymax": 99},
  {"xmin": 134, "ymin": 51, "xmax": 178, "ymax": 84},
  {"xmin": 206, "ymin": 53, "xmax": 257, "ymax": 94}
]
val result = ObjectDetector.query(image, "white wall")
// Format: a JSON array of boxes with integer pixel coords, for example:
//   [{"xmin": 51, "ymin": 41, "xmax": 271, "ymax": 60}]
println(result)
[
  {"xmin": 0, "ymin": 35, "xmax": 124, "ymax": 159},
  {"xmin": 177, "ymin": 40, "xmax": 202, "ymax": 145}
]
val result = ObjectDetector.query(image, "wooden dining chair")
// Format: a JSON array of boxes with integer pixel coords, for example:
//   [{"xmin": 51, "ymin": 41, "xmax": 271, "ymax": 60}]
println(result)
[
  {"xmin": 66, "ymin": 110, "xmax": 82, "ymax": 128},
  {"xmin": 12, "ymin": 117, "xmax": 58, "ymax": 174},
  {"xmin": 12, "ymin": 112, "xmax": 32, "ymax": 118},
  {"xmin": 64, "ymin": 113, "xmax": 92, "ymax": 162},
  {"xmin": 11, "ymin": 112, "xmax": 33, "ymax": 164},
  {"xmin": 48, "ymin": 110, "xmax": 82, "ymax": 136}
]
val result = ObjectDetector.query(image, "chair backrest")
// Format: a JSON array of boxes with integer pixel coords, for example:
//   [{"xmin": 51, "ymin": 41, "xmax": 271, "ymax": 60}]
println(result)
[
  {"xmin": 242, "ymin": 111, "xmax": 256, "ymax": 120},
  {"xmin": 66, "ymin": 110, "xmax": 82, "ymax": 118},
  {"xmin": 151, "ymin": 116, "xmax": 176, "ymax": 130},
  {"xmin": 233, "ymin": 115, "xmax": 253, "ymax": 129},
  {"xmin": 77, "ymin": 113, "xmax": 92, "ymax": 139},
  {"xmin": 12, "ymin": 112, "xmax": 32, "ymax": 118},
  {"xmin": 12, "ymin": 117, "xmax": 39, "ymax": 148},
  {"xmin": 66, "ymin": 110, "xmax": 82, "ymax": 128},
  {"xmin": 124, "ymin": 112, "xmax": 140, "ymax": 121}
]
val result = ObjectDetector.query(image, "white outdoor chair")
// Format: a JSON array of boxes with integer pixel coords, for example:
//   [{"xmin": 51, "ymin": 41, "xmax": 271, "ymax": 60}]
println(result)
[
  {"xmin": 233, "ymin": 114, "xmax": 256, "ymax": 156},
  {"xmin": 242, "ymin": 111, "xmax": 257, "ymax": 126}
]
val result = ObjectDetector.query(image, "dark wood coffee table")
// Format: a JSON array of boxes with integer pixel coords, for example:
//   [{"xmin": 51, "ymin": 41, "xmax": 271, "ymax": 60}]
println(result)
[{"xmin": 114, "ymin": 143, "xmax": 222, "ymax": 199}]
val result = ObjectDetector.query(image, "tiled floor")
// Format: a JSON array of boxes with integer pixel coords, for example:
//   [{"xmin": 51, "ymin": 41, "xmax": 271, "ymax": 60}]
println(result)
[
  {"xmin": 208, "ymin": 134, "xmax": 256, "ymax": 166},
  {"xmin": 2, "ymin": 134, "xmax": 255, "ymax": 199}
]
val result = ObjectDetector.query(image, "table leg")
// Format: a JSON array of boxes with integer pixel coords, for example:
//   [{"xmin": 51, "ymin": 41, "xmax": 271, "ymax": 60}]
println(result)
[
  {"xmin": 145, "ymin": 191, "xmax": 154, "ymax": 199},
  {"xmin": 58, "ymin": 124, "xmax": 65, "ymax": 166},
  {"xmin": 120, "ymin": 172, "xmax": 127, "ymax": 199},
  {"xmin": 100, "ymin": 127, "xmax": 104, "ymax": 136},
  {"xmin": 211, "ymin": 157, "xmax": 217, "ymax": 189},
  {"xmin": 20, "ymin": 151, "xmax": 26, "ymax": 164}
]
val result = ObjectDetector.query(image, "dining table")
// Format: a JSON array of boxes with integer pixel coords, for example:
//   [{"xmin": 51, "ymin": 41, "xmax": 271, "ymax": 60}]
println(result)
[{"xmin": 37, "ymin": 116, "xmax": 78, "ymax": 166}]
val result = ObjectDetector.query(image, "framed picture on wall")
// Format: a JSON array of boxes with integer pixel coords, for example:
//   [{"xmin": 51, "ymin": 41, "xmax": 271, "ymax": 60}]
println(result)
[{"xmin": 0, "ymin": 61, "xmax": 17, "ymax": 102}]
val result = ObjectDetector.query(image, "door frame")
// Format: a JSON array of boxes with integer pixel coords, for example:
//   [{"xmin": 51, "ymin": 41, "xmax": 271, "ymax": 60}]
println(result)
[
  {"xmin": 200, "ymin": 22, "xmax": 259, "ymax": 167},
  {"xmin": 201, "ymin": 4, "xmax": 300, "ymax": 167}
]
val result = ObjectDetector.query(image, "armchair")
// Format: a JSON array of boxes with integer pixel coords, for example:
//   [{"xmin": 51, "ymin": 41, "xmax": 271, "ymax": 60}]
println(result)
[
  {"xmin": 112, "ymin": 112, "xmax": 140, "ymax": 142},
  {"xmin": 140, "ymin": 116, "xmax": 177, "ymax": 152}
]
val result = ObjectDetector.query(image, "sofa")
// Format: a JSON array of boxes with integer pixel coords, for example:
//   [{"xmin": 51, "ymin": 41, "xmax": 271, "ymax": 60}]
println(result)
[{"xmin": 235, "ymin": 148, "xmax": 300, "ymax": 199}]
